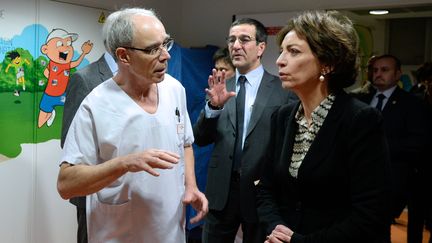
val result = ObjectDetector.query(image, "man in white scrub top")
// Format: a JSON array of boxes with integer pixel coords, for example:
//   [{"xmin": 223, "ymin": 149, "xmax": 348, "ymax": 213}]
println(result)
[{"xmin": 57, "ymin": 8, "xmax": 208, "ymax": 243}]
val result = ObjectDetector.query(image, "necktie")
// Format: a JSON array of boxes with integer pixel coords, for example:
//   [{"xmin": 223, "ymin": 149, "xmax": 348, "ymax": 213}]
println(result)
[
  {"xmin": 233, "ymin": 76, "xmax": 246, "ymax": 172},
  {"xmin": 375, "ymin": 93, "xmax": 386, "ymax": 111}
]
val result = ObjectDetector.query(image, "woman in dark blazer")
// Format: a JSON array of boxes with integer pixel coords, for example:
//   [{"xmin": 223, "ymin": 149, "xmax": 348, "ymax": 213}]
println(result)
[{"xmin": 256, "ymin": 11, "xmax": 391, "ymax": 243}]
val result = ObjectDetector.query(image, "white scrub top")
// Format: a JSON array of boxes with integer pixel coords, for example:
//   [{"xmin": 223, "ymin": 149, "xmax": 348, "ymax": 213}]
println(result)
[{"xmin": 62, "ymin": 74, "xmax": 194, "ymax": 243}]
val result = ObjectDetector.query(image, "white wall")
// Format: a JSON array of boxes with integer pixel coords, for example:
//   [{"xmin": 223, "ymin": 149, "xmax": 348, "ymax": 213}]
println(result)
[{"xmin": 128, "ymin": 0, "xmax": 183, "ymax": 43}]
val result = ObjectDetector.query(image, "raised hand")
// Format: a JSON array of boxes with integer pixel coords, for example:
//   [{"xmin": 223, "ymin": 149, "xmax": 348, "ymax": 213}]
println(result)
[{"xmin": 205, "ymin": 68, "xmax": 236, "ymax": 108}]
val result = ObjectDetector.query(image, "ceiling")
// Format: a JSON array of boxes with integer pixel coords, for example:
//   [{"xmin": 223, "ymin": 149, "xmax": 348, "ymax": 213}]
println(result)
[
  {"xmin": 52, "ymin": 0, "xmax": 432, "ymax": 19},
  {"xmin": 347, "ymin": 3, "xmax": 432, "ymax": 19}
]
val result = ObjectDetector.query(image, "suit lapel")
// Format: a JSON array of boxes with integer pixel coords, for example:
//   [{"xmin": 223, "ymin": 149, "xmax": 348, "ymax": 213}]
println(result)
[
  {"xmin": 280, "ymin": 102, "xmax": 299, "ymax": 174},
  {"xmin": 297, "ymin": 94, "xmax": 346, "ymax": 177},
  {"xmin": 382, "ymin": 87, "xmax": 401, "ymax": 113},
  {"xmin": 362, "ymin": 90, "xmax": 375, "ymax": 104},
  {"xmin": 245, "ymin": 72, "xmax": 273, "ymax": 137},
  {"xmin": 97, "ymin": 55, "xmax": 114, "ymax": 82}
]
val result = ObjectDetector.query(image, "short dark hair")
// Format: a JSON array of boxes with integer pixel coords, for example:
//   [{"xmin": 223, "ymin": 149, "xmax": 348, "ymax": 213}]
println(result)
[
  {"xmin": 231, "ymin": 18, "xmax": 267, "ymax": 44},
  {"xmin": 7, "ymin": 51, "xmax": 20, "ymax": 60},
  {"xmin": 374, "ymin": 54, "xmax": 402, "ymax": 71},
  {"xmin": 277, "ymin": 10, "xmax": 359, "ymax": 93},
  {"xmin": 212, "ymin": 47, "xmax": 234, "ymax": 68}
]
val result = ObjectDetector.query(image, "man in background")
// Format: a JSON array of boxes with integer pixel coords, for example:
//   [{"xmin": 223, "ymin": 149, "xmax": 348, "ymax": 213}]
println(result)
[
  {"xmin": 213, "ymin": 47, "xmax": 235, "ymax": 80},
  {"xmin": 60, "ymin": 12, "xmax": 117, "ymax": 243},
  {"xmin": 187, "ymin": 47, "xmax": 236, "ymax": 243},
  {"xmin": 60, "ymin": 53, "xmax": 114, "ymax": 243},
  {"xmin": 193, "ymin": 18, "xmax": 295, "ymax": 243},
  {"xmin": 352, "ymin": 54, "xmax": 431, "ymax": 242}
]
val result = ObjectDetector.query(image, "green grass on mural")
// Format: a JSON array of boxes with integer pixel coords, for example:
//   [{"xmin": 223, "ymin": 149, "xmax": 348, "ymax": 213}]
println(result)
[{"xmin": 0, "ymin": 91, "xmax": 63, "ymax": 158}]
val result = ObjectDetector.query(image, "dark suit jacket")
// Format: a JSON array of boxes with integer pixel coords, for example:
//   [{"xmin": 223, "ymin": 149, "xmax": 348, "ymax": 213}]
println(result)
[
  {"xmin": 61, "ymin": 54, "xmax": 113, "ymax": 147},
  {"xmin": 61, "ymin": 54, "xmax": 113, "ymax": 207},
  {"xmin": 353, "ymin": 87, "xmax": 429, "ymax": 166},
  {"xmin": 256, "ymin": 92, "xmax": 391, "ymax": 243},
  {"xmin": 193, "ymin": 71, "xmax": 296, "ymax": 222},
  {"xmin": 352, "ymin": 86, "xmax": 431, "ymax": 215}
]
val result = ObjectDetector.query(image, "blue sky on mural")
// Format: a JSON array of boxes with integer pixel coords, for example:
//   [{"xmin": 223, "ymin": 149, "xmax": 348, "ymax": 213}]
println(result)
[{"xmin": 0, "ymin": 24, "xmax": 89, "ymax": 68}]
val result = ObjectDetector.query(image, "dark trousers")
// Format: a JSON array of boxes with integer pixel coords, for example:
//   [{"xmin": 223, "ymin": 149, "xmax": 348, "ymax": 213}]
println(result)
[
  {"xmin": 389, "ymin": 163, "xmax": 409, "ymax": 219},
  {"xmin": 187, "ymin": 226, "xmax": 204, "ymax": 243},
  {"xmin": 202, "ymin": 178, "xmax": 265, "ymax": 243},
  {"xmin": 76, "ymin": 206, "xmax": 88, "ymax": 243},
  {"xmin": 407, "ymin": 169, "xmax": 431, "ymax": 243}
]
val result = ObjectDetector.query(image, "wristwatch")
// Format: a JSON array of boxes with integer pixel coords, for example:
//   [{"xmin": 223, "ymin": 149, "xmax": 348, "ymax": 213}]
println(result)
[{"xmin": 207, "ymin": 101, "xmax": 223, "ymax": 110}]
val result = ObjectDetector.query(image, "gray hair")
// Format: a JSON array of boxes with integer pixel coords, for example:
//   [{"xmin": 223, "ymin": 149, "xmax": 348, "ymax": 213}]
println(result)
[{"xmin": 103, "ymin": 8, "xmax": 157, "ymax": 60}]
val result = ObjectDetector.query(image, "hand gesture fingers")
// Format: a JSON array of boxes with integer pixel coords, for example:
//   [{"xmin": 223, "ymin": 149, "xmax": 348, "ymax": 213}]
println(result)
[
  {"xmin": 274, "ymin": 224, "xmax": 293, "ymax": 236},
  {"xmin": 182, "ymin": 188, "xmax": 208, "ymax": 224},
  {"xmin": 266, "ymin": 225, "xmax": 293, "ymax": 243},
  {"xmin": 126, "ymin": 149, "xmax": 179, "ymax": 176},
  {"xmin": 205, "ymin": 68, "xmax": 236, "ymax": 107}
]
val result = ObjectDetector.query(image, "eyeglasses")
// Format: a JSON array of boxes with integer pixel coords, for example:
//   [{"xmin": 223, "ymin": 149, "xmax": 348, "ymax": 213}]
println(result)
[
  {"xmin": 226, "ymin": 35, "xmax": 256, "ymax": 46},
  {"xmin": 123, "ymin": 38, "xmax": 174, "ymax": 56}
]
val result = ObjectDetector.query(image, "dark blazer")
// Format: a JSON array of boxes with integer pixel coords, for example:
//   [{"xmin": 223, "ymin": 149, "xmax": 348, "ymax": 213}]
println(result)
[
  {"xmin": 61, "ymin": 54, "xmax": 113, "ymax": 148},
  {"xmin": 352, "ymin": 86, "xmax": 431, "ymax": 216},
  {"xmin": 61, "ymin": 54, "xmax": 113, "ymax": 208},
  {"xmin": 256, "ymin": 92, "xmax": 391, "ymax": 243},
  {"xmin": 353, "ymin": 87, "xmax": 429, "ymax": 166},
  {"xmin": 193, "ymin": 71, "xmax": 296, "ymax": 222}
]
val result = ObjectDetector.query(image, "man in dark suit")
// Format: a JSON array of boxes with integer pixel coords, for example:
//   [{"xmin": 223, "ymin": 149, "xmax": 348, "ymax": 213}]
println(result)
[
  {"xmin": 352, "ymin": 54, "xmax": 430, "ymax": 242},
  {"xmin": 193, "ymin": 18, "xmax": 295, "ymax": 243},
  {"xmin": 60, "ymin": 52, "xmax": 116, "ymax": 243},
  {"xmin": 61, "ymin": 53, "xmax": 116, "ymax": 147}
]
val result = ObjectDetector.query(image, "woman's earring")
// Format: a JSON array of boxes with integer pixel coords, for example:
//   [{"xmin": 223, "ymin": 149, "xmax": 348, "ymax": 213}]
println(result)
[{"xmin": 319, "ymin": 74, "xmax": 325, "ymax": 82}]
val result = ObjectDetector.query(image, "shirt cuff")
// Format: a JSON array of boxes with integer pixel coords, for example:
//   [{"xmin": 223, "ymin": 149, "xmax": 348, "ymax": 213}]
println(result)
[{"xmin": 205, "ymin": 102, "xmax": 223, "ymax": 118}]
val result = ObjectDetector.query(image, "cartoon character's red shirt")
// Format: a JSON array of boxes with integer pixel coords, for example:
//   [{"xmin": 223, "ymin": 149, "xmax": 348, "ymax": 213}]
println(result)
[{"xmin": 44, "ymin": 61, "xmax": 71, "ymax": 96}]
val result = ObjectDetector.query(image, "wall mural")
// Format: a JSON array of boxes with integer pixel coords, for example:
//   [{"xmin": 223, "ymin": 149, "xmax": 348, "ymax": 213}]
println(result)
[
  {"xmin": 0, "ymin": 24, "xmax": 93, "ymax": 160},
  {"xmin": 0, "ymin": 2, "xmax": 104, "ymax": 242},
  {"xmin": 354, "ymin": 24, "xmax": 374, "ymax": 83},
  {"xmin": 38, "ymin": 28, "xmax": 93, "ymax": 128}
]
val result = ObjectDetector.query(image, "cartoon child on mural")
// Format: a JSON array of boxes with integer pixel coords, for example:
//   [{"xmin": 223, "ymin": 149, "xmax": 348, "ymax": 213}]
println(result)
[
  {"xmin": 5, "ymin": 51, "xmax": 30, "ymax": 96},
  {"xmin": 38, "ymin": 28, "xmax": 93, "ymax": 128}
]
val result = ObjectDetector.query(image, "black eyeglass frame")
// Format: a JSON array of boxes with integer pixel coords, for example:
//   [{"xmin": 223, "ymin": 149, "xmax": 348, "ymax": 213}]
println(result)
[
  {"xmin": 226, "ymin": 35, "xmax": 257, "ymax": 46},
  {"xmin": 123, "ymin": 38, "xmax": 174, "ymax": 56}
]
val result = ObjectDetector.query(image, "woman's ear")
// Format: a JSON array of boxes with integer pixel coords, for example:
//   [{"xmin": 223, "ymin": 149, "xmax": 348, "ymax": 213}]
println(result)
[{"xmin": 321, "ymin": 65, "xmax": 333, "ymax": 75}]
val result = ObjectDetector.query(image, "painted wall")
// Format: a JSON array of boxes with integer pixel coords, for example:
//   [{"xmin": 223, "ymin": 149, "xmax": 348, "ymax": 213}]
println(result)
[{"xmin": 0, "ymin": 1, "xmax": 106, "ymax": 242}]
